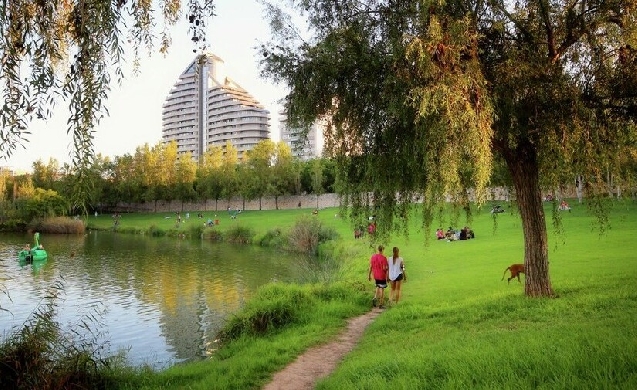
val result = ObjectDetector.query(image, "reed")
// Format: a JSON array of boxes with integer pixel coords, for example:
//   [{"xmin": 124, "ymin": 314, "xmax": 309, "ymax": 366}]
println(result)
[
  {"xmin": 224, "ymin": 225, "xmax": 254, "ymax": 244},
  {"xmin": 28, "ymin": 217, "xmax": 85, "ymax": 234},
  {"xmin": 0, "ymin": 282, "xmax": 123, "ymax": 390}
]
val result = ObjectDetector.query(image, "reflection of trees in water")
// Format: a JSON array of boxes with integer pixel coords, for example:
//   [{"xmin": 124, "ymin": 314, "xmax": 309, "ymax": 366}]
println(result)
[
  {"xmin": 0, "ymin": 232, "xmax": 301, "ymax": 366},
  {"xmin": 151, "ymin": 244, "xmax": 290, "ymax": 362},
  {"xmin": 94, "ymin": 235, "xmax": 300, "ymax": 364}
]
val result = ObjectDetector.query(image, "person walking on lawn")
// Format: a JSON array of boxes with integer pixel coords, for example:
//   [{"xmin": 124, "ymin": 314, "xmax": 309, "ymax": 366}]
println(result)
[
  {"xmin": 388, "ymin": 246, "xmax": 407, "ymax": 304},
  {"xmin": 368, "ymin": 245, "xmax": 388, "ymax": 309}
]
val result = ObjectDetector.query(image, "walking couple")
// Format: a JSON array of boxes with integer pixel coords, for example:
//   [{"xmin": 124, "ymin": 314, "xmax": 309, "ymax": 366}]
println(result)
[{"xmin": 367, "ymin": 245, "xmax": 407, "ymax": 309}]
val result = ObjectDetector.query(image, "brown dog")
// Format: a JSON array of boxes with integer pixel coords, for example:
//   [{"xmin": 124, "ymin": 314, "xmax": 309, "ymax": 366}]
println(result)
[{"xmin": 502, "ymin": 264, "xmax": 525, "ymax": 284}]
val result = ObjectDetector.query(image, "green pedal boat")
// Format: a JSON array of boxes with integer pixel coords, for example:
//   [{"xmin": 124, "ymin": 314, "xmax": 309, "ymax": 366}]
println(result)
[{"xmin": 18, "ymin": 232, "xmax": 48, "ymax": 262}]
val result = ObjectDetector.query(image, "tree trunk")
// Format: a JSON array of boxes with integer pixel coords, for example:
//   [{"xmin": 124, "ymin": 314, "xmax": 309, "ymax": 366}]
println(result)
[{"xmin": 504, "ymin": 142, "xmax": 554, "ymax": 297}]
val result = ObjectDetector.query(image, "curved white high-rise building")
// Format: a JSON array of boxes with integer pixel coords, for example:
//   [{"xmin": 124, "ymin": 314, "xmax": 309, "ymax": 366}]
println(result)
[{"xmin": 162, "ymin": 53, "xmax": 271, "ymax": 161}]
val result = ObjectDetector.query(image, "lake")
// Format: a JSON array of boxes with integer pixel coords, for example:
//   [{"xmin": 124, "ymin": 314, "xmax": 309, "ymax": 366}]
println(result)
[{"xmin": 0, "ymin": 231, "xmax": 306, "ymax": 369}]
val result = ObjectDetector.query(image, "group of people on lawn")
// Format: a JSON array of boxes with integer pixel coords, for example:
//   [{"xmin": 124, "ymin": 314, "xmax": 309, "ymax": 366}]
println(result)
[
  {"xmin": 436, "ymin": 226, "xmax": 475, "ymax": 241},
  {"xmin": 368, "ymin": 245, "xmax": 406, "ymax": 309}
]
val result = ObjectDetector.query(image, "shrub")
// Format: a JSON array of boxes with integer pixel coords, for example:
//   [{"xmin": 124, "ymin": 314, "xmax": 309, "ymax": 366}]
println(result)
[
  {"xmin": 259, "ymin": 228, "xmax": 285, "ymax": 248},
  {"xmin": 288, "ymin": 215, "xmax": 321, "ymax": 254},
  {"xmin": 188, "ymin": 224, "xmax": 204, "ymax": 238},
  {"xmin": 216, "ymin": 282, "xmax": 369, "ymax": 344},
  {"xmin": 146, "ymin": 224, "xmax": 166, "ymax": 237},
  {"xmin": 217, "ymin": 284, "xmax": 315, "ymax": 342},
  {"xmin": 18, "ymin": 188, "xmax": 69, "ymax": 221},
  {"xmin": 318, "ymin": 225, "xmax": 339, "ymax": 242},
  {"xmin": 288, "ymin": 215, "xmax": 340, "ymax": 255},
  {"xmin": 202, "ymin": 229, "xmax": 224, "ymax": 241},
  {"xmin": 311, "ymin": 280, "xmax": 368, "ymax": 302},
  {"xmin": 225, "ymin": 226, "xmax": 254, "ymax": 244},
  {"xmin": 0, "ymin": 219, "xmax": 26, "ymax": 232}
]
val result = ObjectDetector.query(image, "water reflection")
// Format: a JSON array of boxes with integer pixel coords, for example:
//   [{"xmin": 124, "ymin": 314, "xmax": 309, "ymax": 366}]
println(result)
[{"xmin": 0, "ymin": 231, "xmax": 304, "ymax": 369}]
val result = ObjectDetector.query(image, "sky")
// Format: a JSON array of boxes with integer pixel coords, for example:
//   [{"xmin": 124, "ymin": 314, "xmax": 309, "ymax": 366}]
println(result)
[{"xmin": 3, "ymin": 0, "xmax": 288, "ymax": 172}]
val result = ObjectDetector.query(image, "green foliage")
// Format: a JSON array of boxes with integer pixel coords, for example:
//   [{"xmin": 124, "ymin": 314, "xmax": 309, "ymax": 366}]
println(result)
[
  {"xmin": 300, "ymin": 158, "xmax": 337, "ymax": 194},
  {"xmin": 24, "ymin": 140, "xmax": 340, "ymax": 213},
  {"xmin": 296, "ymin": 252, "xmax": 343, "ymax": 284},
  {"xmin": 225, "ymin": 226, "xmax": 255, "ymax": 244},
  {"xmin": 19, "ymin": 188, "xmax": 69, "ymax": 221},
  {"xmin": 259, "ymin": 228, "xmax": 285, "ymax": 247},
  {"xmin": 288, "ymin": 215, "xmax": 339, "ymax": 255},
  {"xmin": 0, "ymin": 218, "xmax": 26, "ymax": 232},
  {"xmin": 260, "ymin": 0, "xmax": 495, "ymax": 238},
  {"xmin": 202, "ymin": 228, "xmax": 224, "ymax": 242},
  {"xmin": 260, "ymin": 0, "xmax": 637, "ymax": 297},
  {"xmin": 187, "ymin": 223, "xmax": 204, "ymax": 238},
  {"xmin": 0, "ymin": 282, "xmax": 120, "ymax": 390},
  {"xmin": 217, "ymin": 285, "xmax": 312, "ymax": 342},
  {"xmin": 146, "ymin": 224, "xmax": 167, "ymax": 237},
  {"xmin": 318, "ymin": 224, "xmax": 339, "ymax": 243},
  {"xmin": 310, "ymin": 280, "xmax": 368, "ymax": 302},
  {"xmin": 0, "ymin": 0, "xmax": 216, "ymax": 209},
  {"xmin": 217, "ymin": 282, "xmax": 369, "ymax": 344}
]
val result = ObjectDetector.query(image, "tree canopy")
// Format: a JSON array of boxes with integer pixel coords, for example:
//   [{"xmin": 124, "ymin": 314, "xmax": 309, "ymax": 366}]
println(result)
[
  {"xmin": 0, "ymin": 0, "xmax": 216, "ymax": 210},
  {"xmin": 260, "ymin": 0, "xmax": 637, "ymax": 296}
]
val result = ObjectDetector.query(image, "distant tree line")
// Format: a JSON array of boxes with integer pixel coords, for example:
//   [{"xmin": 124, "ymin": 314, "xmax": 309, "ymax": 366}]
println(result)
[
  {"xmin": 2, "ymin": 138, "xmax": 634, "ymax": 229},
  {"xmin": 0, "ymin": 140, "xmax": 337, "ymax": 225}
]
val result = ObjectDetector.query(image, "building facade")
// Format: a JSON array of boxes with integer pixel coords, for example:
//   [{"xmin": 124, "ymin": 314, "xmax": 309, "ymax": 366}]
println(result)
[
  {"xmin": 279, "ymin": 114, "xmax": 324, "ymax": 161},
  {"xmin": 0, "ymin": 166, "xmax": 16, "ymax": 177},
  {"xmin": 162, "ymin": 53, "xmax": 270, "ymax": 161}
]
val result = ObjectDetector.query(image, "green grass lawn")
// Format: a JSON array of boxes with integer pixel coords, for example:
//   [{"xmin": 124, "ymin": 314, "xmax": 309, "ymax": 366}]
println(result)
[
  {"xmin": 88, "ymin": 207, "xmax": 355, "ymax": 239},
  {"xmin": 108, "ymin": 200, "xmax": 637, "ymax": 389},
  {"xmin": 319, "ymin": 200, "xmax": 637, "ymax": 389}
]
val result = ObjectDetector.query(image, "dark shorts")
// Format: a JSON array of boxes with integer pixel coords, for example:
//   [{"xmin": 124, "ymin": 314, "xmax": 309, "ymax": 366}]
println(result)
[
  {"xmin": 374, "ymin": 279, "xmax": 387, "ymax": 289},
  {"xmin": 392, "ymin": 274, "xmax": 404, "ymax": 282}
]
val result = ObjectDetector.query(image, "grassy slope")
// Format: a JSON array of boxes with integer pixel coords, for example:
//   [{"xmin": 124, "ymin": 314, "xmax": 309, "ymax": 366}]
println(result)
[
  {"xmin": 109, "ymin": 201, "xmax": 637, "ymax": 389},
  {"xmin": 320, "ymin": 201, "xmax": 637, "ymax": 389}
]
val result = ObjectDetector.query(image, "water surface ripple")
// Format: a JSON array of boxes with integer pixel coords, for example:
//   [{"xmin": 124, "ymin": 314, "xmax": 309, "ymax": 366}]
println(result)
[{"xmin": 0, "ymin": 231, "xmax": 303, "ymax": 369}]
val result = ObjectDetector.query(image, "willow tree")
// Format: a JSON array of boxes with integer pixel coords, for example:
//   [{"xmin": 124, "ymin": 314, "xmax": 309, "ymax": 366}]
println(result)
[
  {"xmin": 260, "ymin": 0, "xmax": 637, "ymax": 296},
  {"xmin": 0, "ymin": 0, "xmax": 216, "ymax": 212}
]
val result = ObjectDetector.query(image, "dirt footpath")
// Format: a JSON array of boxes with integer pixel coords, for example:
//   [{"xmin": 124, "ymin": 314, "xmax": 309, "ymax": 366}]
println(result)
[{"xmin": 262, "ymin": 308, "xmax": 383, "ymax": 390}]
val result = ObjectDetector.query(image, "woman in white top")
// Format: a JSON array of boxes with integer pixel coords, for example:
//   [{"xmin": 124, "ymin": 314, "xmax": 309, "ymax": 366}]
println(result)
[{"xmin": 388, "ymin": 247, "xmax": 407, "ymax": 304}]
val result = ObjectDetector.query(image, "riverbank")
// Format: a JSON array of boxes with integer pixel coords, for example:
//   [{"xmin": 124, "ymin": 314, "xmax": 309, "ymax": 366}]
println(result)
[
  {"xmin": 85, "ymin": 207, "xmax": 352, "ymax": 246},
  {"xmin": 5, "ymin": 201, "xmax": 637, "ymax": 389},
  {"xmin": 101, "ymin": 200, "xmax": 636, "ymax": 389}
]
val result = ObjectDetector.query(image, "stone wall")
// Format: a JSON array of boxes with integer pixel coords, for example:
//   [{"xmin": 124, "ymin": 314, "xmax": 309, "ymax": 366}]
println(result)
[
  {"xmin": 111, "ymin": 187, "xmax": 530, "ymax": 214},
  {"xmin": 113, "ymin": 193, "xmax": 341, "ymax": 213}
]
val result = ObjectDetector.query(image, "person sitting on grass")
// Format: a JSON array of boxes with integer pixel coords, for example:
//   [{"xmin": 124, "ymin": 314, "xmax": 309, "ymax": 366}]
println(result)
[
  {"xmin": 445, "ymin": 227, "xmax": 457, "ymax": 240},
  {"xmin": 491, "ymin": 205, "xmax": 505, "ymax": 214},
  {"xmin": 559, "ymin": 200, "xmax": 571, "ymax": 212}
]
